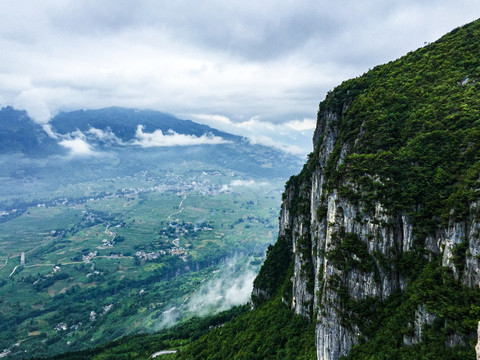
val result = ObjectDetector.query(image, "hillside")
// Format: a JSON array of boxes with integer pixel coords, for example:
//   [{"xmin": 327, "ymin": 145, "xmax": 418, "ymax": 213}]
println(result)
[
  {"xmin": 50, "ymin": 107, "xmax": 240, "ymax": 143},
  {"xmin": 252, "ymin": 18, "xmax": 480, "ymax": 359},
  {"xmin": 179, "ymin": 18, "xmax": 480, "ymax": 359},
  {"xmin": 0, "ymin": 106, "xmax": 64, "ymax": 156},
  {"xmin": 35, "ymin": 18, "xmax": 480, "ymax": 360}
]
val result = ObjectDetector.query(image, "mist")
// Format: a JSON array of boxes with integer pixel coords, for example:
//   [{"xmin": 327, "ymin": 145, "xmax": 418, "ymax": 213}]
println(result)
[
  {"xmin": 156, "ymin": 256, "xmax": 259, "ymax": 330},
  {"xmin": 133, "ymin": 125, "xmax": 231, "ymax": 147}
]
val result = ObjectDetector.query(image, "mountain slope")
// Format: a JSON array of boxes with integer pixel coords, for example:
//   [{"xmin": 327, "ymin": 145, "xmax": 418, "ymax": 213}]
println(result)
[
  {"xmin": 39, "ymin": 19, "xmax": 480, "ymax": 360},
  {"xmin": 253, "ymin": 19, "xmax": 480, "ymax": 360},
  {"xmin": 50, "ymin": 107, "xmax": 240, "ymax": 142},
  {"xmin": 172, "ymin": 18, "xmax": 480, "ymax": 360},
  {"xmin": 0, "ymin": 106, "xmax": 64, "ymax": 156}
]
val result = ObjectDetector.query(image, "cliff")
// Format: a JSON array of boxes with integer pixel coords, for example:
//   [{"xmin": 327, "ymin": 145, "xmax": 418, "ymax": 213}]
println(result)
[{"xmin": 253, "ymin": 19, "xmax": 480, "ymax": 359}]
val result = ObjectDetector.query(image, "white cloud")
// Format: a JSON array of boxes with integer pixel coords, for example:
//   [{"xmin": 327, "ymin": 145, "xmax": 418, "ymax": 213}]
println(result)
[
  {"xmin": 230, "ymin": 179, "xmax": 269, "ymax": 187},
  {"xmin": 154, "ymin": 256, "xmax": 260, "ymax": 330},
  {"xmin": 191, "ymin": 114, "xmax": 314, "ymax": 156},
  {"xmin": 219, "ymin": 184, "xmax": 230, "ymax": 193},
  {"xmin": 132, "ymin": 125, "xmax": 230, "ymax": 147},
  {"xmin": 185, "ymin": 259, "xmax": 257, "ymax": 316},
  {"xmin": 41, "ymin": 124, "xmax": 58, "ymax": 139},
  {"xmin": 87, "ymin": 127, "xmax": 124, "ymax": 145},
  {"xmin": 58, "ymin": 138, "xmax": 95, "ymax": 156},
  {"xmin": 230, "ymin": 180, "xmax": 256, "ymax": 187},
  {"xmin": 284, "ymin": 118, "xmax": 316, "ymax": 131},
  {"xmin": 249, "ymin": 135, "xmax": 306, "ymax": 156}
]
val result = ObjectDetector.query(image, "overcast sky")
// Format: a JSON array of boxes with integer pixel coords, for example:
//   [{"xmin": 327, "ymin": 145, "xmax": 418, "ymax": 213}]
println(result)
[{"xmin": 1, "ymin": 1, "xmax": 479, "ymax": 156}]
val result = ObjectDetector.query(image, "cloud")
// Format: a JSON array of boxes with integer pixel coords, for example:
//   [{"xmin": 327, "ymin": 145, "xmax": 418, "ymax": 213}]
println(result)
[
  {"xmin": 1, "ymin": 1, "xmax": 480, "ymax": 156},
  {"xmin": 155, "ymin": 256, "xmax": 259, "ymax": 330},
  {"xmin": 249, "ymin": 135, "xmax": 306, "ymax": 155},
  {"xmin": 185, "ymin": 257, "xmax": 257, "ymax": 317},
  {"xmin": 132, "ymin": 125, "xmax": 230, "ymax": 147},
  {"xmin": 52, "ymin": 124, "xmax": 229, "ymax": 155},
  {"xmin": 220, "ymin": 179, "xmax": 270, "ymax": 192},
  {"xmin": 58, "ymin": 138, "xmax": 95, "ymax": 156},
  {"xmin": 41, "ymin": 124, "xmax": 58, "ymax": 139},
  {"xmin": 284, "ymin": 118, "xmax": 316, "ymax": 131},
  {"xmin": 86, "ymin": 127, "xmax": 125, "ymax": 145},
  {"xmin": 56, "ymin": 128, "xmax": 119, "ymax": 156},
  {"xmin": 156, "ymin": 306, "xmax": 181, "ymax": 330},
  {"xmin": 192, "ymin": 114, "xmax": 314, "ymax": 155},
  {"xmin": 230, "ymin": 180, "xmax": 256, "ymax": 187}
]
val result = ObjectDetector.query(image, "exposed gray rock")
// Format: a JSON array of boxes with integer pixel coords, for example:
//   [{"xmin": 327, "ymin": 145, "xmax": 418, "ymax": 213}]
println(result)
[
  {"xmin": 403, "ymin": 305, "xmax": 437, "ymax": 345},
  {"xmin": 281, "ymin": 98, "xmax": 480, "ymax": 360}
]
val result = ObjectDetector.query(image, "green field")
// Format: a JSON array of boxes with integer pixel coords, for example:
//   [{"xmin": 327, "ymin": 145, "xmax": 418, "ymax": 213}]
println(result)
[{"xmin": 0, "ymin": 152, "xmax": 289, "ymax": 359}]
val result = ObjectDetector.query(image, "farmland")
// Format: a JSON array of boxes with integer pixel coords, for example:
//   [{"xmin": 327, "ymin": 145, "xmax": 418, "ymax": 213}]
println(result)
[{"xmin": 0, "ymin": 147, "xmax": 291, "ymax": 358}]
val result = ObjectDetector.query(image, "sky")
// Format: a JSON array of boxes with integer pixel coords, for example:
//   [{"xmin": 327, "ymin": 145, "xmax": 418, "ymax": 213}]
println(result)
[{"xmin": 1, "ymin": 1, "xmax": 479, "ymax": 156}]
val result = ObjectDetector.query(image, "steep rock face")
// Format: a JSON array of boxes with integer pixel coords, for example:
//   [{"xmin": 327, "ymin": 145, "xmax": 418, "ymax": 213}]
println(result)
[
  {"xmin": 253, "ymin": 19, "xmax": 480, "ymax": 360},
  {"xmin": 299, "ymin": 107, "xmax": 413, "ymax": 359},
  {"xmin": 304, "ymin": 105, "xmax": 480, "ymax": 358},
  {"xmin": 288, "ymin": 107, "xmax": 480, "ymax": 359}
]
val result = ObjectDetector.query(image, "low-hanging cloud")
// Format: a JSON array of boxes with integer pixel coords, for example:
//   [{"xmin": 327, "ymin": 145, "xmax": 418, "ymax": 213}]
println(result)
[
  {"xmin": 248, "ymin": 134, "xmax": 306, "ymax": 155},
  {"xmin": 26, "ymin": 121, "xmax": 233, "ymax": 157},
  {"xmin": 55, "ymin": 127, "xmax": 121, "ymax": 156},
  {"xmin": 230, "ymin": 179, "xmax": 269, "ymax": 187},
  {"xmin": 191, "ymin": 114, "xmax": 315, "ymax": 156},
  {"xmin": 132, "ymin": 125, "xmax": 230, "ymax": 147},
  {"xmin": 86, "ymin": 126, "xmax": 125, "ymax": 146},
  {"xmin": 58, "ymin": 137, "xmax": 95, "ymax": 156},
  {"xmin": 156, "ymin": 256, "xmax": 259, "ymax": 330},
  {"xmin": 186, "ymin": 265, "xmax": 256, "ymax": 316}
]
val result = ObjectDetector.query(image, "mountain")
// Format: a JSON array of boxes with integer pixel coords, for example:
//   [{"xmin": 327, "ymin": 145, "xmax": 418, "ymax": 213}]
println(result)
[
  {"xmin": 245, "ymin": 19, "xmax": 480, "ymax": 359},
  {"xmin": 0, "ymin": 106, "xmax": 302, "ymax": 181},
  {"xmin": 50, "ymin": 107, "xmax": 240, "ymax": 143},
  {"xmin": 0, "ymin": 106, "xmax": 64, "ymax": 156},
  {"xmin": 29, "ymin": 18, "xmax": 480, "ymax": 360}
]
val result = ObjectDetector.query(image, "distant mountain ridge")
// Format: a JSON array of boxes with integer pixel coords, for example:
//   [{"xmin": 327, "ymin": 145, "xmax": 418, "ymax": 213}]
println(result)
[
  {"xmin": 0, "ymin": 106, "xmax": 244, "ymax": 156},
  {"xmin": 50, "ymin": 107, "xmax": 241, "ymax": 143},
  {"xmin": 0, "ymin": 105, "xmax": 303, "ymax": 179}
]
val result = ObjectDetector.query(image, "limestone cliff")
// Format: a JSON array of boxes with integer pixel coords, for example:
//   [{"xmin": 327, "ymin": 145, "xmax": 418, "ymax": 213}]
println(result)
[{"xmin": 253, "ymin": 19, "xmax": 480, "ymax": 360}]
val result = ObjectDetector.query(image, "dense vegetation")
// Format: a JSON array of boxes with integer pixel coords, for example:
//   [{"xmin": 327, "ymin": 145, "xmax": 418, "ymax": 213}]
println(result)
[
  {"xmin": 320, "ymin": 20, "xmax": 480, "ymax": 230},
  {"xmin": 342, "ymin": 259, "xmax": 480, "ymax": 359},
  {"xmin": 39, "ymin": 305, "xmax": 248, "ymax": 360},
  {"xmin": 316, "ymin": 19, "xmax": 480, "ymax": 358},
  {"xmin": 174, "ymin": 296, "xmax": 316, "ymax": 360},
  {"xmin": 251, "ymin": 230, "xmax": 293, "ymax": 306},
  {"xmin": 40, "ymin": 298, "xmax": 316, "ymax": 360}
]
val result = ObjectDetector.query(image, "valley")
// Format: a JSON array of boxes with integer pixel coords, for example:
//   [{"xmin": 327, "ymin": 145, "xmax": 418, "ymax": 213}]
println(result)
[
  {"xmin": 0, "ymin": 158, "xmax": 285, "ymax": 358},
  {"xmin": 0, "ymin": 109, "xmax": 303, "ymax": 359}
]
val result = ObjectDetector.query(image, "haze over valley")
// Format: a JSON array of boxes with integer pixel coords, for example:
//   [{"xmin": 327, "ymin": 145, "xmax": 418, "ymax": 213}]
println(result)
[{"xmin": 0, "ymin": 107, "xmax": 302, "ymax": 358}]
